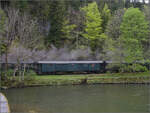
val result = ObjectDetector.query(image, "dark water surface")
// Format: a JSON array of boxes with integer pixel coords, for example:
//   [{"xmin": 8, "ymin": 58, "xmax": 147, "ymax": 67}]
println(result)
[{"xmin": 2, "ymin": 84, "xmax": 150, "ymax": 113}]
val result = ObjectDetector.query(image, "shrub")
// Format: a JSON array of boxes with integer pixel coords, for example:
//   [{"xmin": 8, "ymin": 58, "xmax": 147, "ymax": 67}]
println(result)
[
  {"xmin": 131, "ymin": 64, "xmax": 148, "ymax": 72},
  {"xmin": 25, "ymin": 70, "xmax": 37, "ymax": 76},
  {"xmin": 1, "ymin": 69, "xmax": 14, "ymax": 77},
  {"xmin": 106, "ymin": 63, "xmax": 120, "ymax": 73},
  {"xmin": 107, "ymin": 63, "xmax": 148, "ymax": 73},
  {"xmin": 119, "ymin": 64, "xmax": 148, "ymax": 73}
]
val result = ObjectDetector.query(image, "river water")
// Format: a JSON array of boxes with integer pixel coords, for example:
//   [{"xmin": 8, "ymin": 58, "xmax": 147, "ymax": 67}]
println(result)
[{"xmin": 2, "ymin": 84, "xmax": 150, "ymax": 113}]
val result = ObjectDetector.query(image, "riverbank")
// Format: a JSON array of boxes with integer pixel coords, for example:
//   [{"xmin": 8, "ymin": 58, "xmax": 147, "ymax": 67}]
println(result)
[{"xmin": 1, "ymin": 72, "xmax": 150, "ymax": 89}]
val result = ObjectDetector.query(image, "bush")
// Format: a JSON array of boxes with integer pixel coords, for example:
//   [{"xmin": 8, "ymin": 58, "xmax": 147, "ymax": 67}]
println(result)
[
  {"xmin": 131, "ymin": 64, "xmax": 148, "ymax": 72},
  {"xmin": 1, "ymin": 69, "xmax": 14, "ymax": 77},
  {"xmin": 106, "ymin": 63, "xmax": 120, "ymax": 73},
  {"xmin": 119, "ymin": 64, "xmax": 148, "ymax": 73},
  {"xmin": 25, "ymin": 70, "xmax": 37, "ymax": 76},
  {"xmin": 107, "ymin": 63, "xmax": 148, "ymax": 73},
  {"xmin": 7, "ymin": 69, "xmax": 14, "ymax": 76}
]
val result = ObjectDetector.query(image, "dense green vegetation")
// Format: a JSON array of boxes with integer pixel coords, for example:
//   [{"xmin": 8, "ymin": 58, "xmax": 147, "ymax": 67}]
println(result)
[{"xmin": 0, "ymin": 0, "xmax": 150, "ymax": 84}]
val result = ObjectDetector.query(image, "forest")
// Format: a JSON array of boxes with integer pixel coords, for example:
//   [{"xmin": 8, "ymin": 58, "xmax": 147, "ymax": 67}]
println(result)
[{"xmin": 0, "ymin": 0, "xmax": 150, "ymax": 78}]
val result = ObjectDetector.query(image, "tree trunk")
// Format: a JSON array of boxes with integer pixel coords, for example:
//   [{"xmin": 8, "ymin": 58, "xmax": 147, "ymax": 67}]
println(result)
[
  {"xmin": 13, "ymin": 65, "xmax": 18, "ymax": 78},
  {"xmin": 18, "ymin": 64, "xmax": 22, "ymax": 82},
  {"xmin": 4, "ymin": 48, "xmax": 8, "ymax": 77},
  {"xmin": 22, "ymin": 64, "xmax": 26, "ymax": 81}
]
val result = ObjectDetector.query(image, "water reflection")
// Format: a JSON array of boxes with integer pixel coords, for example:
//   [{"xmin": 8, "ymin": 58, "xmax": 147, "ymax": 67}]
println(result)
[{"xmin": 2, "ymin": 84, "xmax": 150, "ymax": 113}]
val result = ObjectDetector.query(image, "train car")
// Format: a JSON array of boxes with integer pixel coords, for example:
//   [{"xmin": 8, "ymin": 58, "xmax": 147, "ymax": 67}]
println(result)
[{"xmin": 35, "ymin": 61, "xmax": 106, "ymax": 74}]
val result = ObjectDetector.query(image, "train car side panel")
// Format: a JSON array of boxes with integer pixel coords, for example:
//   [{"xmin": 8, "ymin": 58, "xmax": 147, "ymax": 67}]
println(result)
[
  {"xmin": 89, "ymin": 63, "xmax": 101, "ymax": 72},
  {"xmin": 42, "ymin": 64, "xmax": 55, "ymax": 73}
]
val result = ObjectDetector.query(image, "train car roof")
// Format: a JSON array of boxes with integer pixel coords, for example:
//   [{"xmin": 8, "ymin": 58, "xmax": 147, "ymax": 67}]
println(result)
[{"xmin": 37, "ymin": 61, "xmax": 104, "ymax": 64}]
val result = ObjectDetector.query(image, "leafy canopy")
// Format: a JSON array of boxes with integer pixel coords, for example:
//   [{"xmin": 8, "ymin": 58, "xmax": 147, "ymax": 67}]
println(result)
[
  {"xmin": 101, "ymin": 3, "xmax": 111, "ymax": 32},
  {"xmin": 121, "ymin": 7, "xmax": 149, "ymax": 41},
  {"xmin": 81, "ymin": 2, "xmax": 103, "ymax": 40},
  {"xmin": 120, "ymin": 7, "xmax": 149, "ymax": 63}
]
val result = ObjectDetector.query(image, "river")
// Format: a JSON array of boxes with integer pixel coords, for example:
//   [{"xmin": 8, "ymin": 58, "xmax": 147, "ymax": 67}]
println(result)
[{"xmin": 2, "ymin": 84, "xmax": 150, "ymax": 113}]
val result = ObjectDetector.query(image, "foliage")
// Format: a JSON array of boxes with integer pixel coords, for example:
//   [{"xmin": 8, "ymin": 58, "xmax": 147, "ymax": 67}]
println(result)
[
  {"xmin": 81, "ymin": 2, "xmax": 102, "ymax": 40},
  {"xmin": 101, "ymin": 3, "xmax": 111, "ymax": 32},
  {"xmin": 11, "ymin": 0, "xmax": 29, "ymax": 12},
  {"xmin": 2, "ymin": 69, "xmax": 14, "ymax": 76},
  {"xmin": 25, "ymin": 70, "xmax": 37, "ymax": 76},
  {"xmin": 106, "ymin": 8, "xmax": 125, "ymax": 40},
  {"xmin": 81, "ymin": 2, "xmax": 107, "ymax": 52},
  {"xmin": 107, "ymin": 63, "xmax": 148, "ymax": 73},
  {"xmin": 105, "ymin": 7, "xmax": 149, "ymax": 72},
  {"xmin": 61, "ymin": 19, "xmax": 77, "ymax": 45},
  {"xmin": 2, "ymin": 73, "xmax": 150, "ymax": 88},
  {"xmin": 0, "ymin": 1, "xmax": 150, "ymax": 77},
  {"xmin": 0, "ymin": 8, "xmax": 7, "ymax": 55},
  {"xmin": 143, "ymin": 6, "xmax": 150, "ymax": 62},
  {"xmin": 120, "ymin": 7, "xmax": 149, "ymax": 63},
  {"xmin": 46, "ymin": 0, "xmax": 67, "ymax": 48},
  {"xmin": 119, "ymin": 64, "xmax": 148, "ymax": 73},
  {"xmin": 0, "ymin": 8, "xmax": 6, "ymax": 34},
  {"xmin": 121, "ymin": 8, "xmax": 149, "ymax": 42}
]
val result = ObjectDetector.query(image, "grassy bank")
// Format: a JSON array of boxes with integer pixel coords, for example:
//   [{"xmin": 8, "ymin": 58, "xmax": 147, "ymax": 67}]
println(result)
[{"xmin": 1, "ymin": 72, "xmax": 150, "ymax": 89}]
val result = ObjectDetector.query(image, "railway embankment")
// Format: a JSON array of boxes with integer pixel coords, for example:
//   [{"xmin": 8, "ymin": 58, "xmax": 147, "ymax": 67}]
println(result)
[{"xmin": 1, "ymin": 72, "xmax": 150, "ymax": 89}]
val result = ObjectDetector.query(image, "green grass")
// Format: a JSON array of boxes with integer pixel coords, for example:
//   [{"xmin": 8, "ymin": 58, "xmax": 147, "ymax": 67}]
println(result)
[
  {"xmin": 32, "ymin": 71, "xmax": 150, "ymax": 79},
  {"xmin": 2, "ymin": 72, "xmax": 150, "ymax": 89},
  {"xmin": 24, "ymin": 72, "xmax": 150, "ymax": 86}
]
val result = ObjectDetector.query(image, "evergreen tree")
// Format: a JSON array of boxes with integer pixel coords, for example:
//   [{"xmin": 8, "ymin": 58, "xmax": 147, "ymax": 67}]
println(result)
[
  {"xmin": 101, "ymin": 3, "xmax": 111, "ymax": 33},
  {"xmin": 106, "ymin": 9, "xmax": 125, "ymax": 40},
  {"xmin": 11, "ymin": 0, "xmax": 29, "ymax": 12},
  {"xmin": 104, "ymin": 9, "xmax": 125, "ymax": 62},
  {"xmin": 46, "ymin": 0, "xmax": 67, "ymax": 48},
  {"xmin": 61, "ymin": 18, "xmax": 76, "ymax": 46},
  {"xmin": 81, "ymin": 2, "xmax": 105, "ymax": 52}
]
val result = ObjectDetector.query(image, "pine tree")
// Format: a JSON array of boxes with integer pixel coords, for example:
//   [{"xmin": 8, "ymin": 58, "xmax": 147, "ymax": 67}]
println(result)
[
  {"xmin": 81, "ymin": 2, "xmax": 105, "ymax": 52},
  {"xmin": 101, "ymin": 3, "xmax": 111, "ymax": 33},
  {"xmin": 11, "ymin": 0, "xmax": 29, "ymax": 12},
  {"xmin": 61, "ymin": 18, "xmax": 76, "ymax": 46},
  {"xmin": 46, "ymin": 0, "xmax": 67, "ymax": 48}
]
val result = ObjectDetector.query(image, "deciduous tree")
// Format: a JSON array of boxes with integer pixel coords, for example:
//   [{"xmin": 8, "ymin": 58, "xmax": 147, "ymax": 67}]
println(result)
[{"xmin": 120, "ymin": 7, "xmax": 149, "ymax": 71}]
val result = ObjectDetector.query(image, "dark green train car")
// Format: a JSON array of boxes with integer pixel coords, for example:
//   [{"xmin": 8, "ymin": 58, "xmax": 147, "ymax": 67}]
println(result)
[{"xmin": 35, "ymin": 61, "xmax": 106, "ymax": 74}]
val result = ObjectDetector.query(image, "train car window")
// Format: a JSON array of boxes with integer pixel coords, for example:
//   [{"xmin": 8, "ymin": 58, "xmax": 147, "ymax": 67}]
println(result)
[{"xmin": 92, "ymin": 64, "xmax": 95, "ymax": 67}]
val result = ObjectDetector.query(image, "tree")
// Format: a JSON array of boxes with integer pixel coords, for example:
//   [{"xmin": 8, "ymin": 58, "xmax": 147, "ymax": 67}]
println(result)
[
  {"xmin": 143, "ymin": 5, "xmax": 150, "ymax": 62},
  {"xmin": 106, "ymin": 9, "xmax": 125, "ymax": 40},
  {"xmin": 14, "ymin": 12, "xmax": 43, "ymax": 80},
  {"xmin": 101, "ymin": 3, "xmax": 111, "ymax": 33},
  {"xmin": 61, "ymin": 18, "xmax": 76, "ymax": 46},
  {"xmin": 1, "ymin": 8, "xmax": 19, "ymax": 76},
  {"xmin": 104, "ymin": 9, "xmax": 125, "ymax": 61},
  {"xmin": 66, "ymin": 5, "xmax": 87, "ymax": 49},
  {"xmin": 46, "ymin": 0, "xmax": 67, "ymax": 48},
  {"xmin": 120, "ymin": 8, "xmax": 149, "ymax": 45},
  {"xmin": 0, "ymin": 8, "xmax": 6, "ymax": 55},
  {"xmin": 0, "ymin": 8, "xmax": 6, "ymax": 75},
  {"xmin": 1, "ymin": 7, "xmax": 43, "ymax": 79},
  {"xmin": 27, "ymin": 0, "xmax": 51, "ymax": 36},
  {"xmin": 81, "ymin": 2, "xmax": 105, "ymax": 52},
  {"xmin": 10, "ymin": 0, "xmax": 29, "ymax": 12},
  {"xmin": 120, "ymin": 7, "xmax": 149, "ymax": 72}
]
